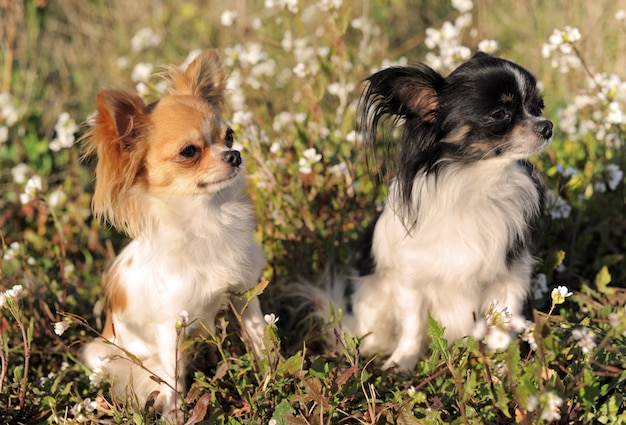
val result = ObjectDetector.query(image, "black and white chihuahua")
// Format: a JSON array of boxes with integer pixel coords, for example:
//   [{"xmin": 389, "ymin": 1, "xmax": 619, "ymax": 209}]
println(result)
[{"xmin": 327, "ymin": 52, "xmax": 552, "ymax": 370}]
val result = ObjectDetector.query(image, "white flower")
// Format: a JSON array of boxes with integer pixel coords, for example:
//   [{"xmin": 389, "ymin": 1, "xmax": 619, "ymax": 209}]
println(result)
[
  {"xmin": 50, "ymin": 112, "xmax": 78, "ymax": 151},
  {"xmin": 572, "ymin": 326, "xmax": 596, "ymax": 354},
  {"xmin": 485, "ymin": 326, "xmax": 512, "ymax": 352},
  {"xmin": 605, "ymin": 163, "xmax": 623, "ymax": 190},
  {"xmin": 220, "ymin": 10, "xmax": 237, "ymax": 27},
  {"xmin": 484, "ymin": 299, "xmax": 512, "ymax": 327},
  {"xmin": 264, "ymin": 313, "xmax": 279, "ymax": 326},
  {"xmin": 299, "ymin": 148, "xmax": 322, "ymax": 174},
  {"xmin": 268, "ymin": 419, "xmax": 278, "ymax": 425},
  {"xmin": 3, "ymin": 241, "xmax": 19, "ymax": 261},
  {"xmin": 131, "ymin": 27, "xmax": 161, "ymax": 52},
  {"xmin": 302, "ymin": 147, "xmax": 322, "ymax": 163},
  {"xmin": 48, "ymin": 187, "xmax": 67, "ymax": 208},
  {"xmin": 131, "ymin": 62, "xmax": 154, "ymax": 83},
  {"xmin": 5, "ymin": 284, "xmax": 24, "ymax": 300},
  {"xmin": 477, "ymin": 39, "xmax": 499, "ymax": 54},
  {"xmin": 70, "ymin": 402, "xmax": 82, "ymax": 417},
  {"xmin": 11, "ymin": 163, "xmax": 31, "ymax": 184},
  {"xmin": 551, "ymin": 285, "xmax": 573, "ymax": 305},
  {"xmin": 317, "ymin": 0, "xmax": 342, "ymax": 12},
  {"xmin": 0, "ymin": 293, "xmax": 5, "ymax": 308},
  {"xmin": 0, "ymin": 93, "xmax": 18, "ymax": 126},
  {"xmin": 20, "ymin": 175, "xmax": 42, "ymax": 204},
  {"xmin": 84, "ymin": 397, "xmax": 98, "ymax": 412},
  {"xmin": 451, "ymin": 0, "xmax": 473, "ymax": 13},
  {"xmin": 330, "ymin": 162, "xmax": 348, "ymax": 178},
  {"xmin": 617, "ymin": 9, "xmax": 626, "ymax": 24},
  {"xmin": 53, "ymin": 321, "xmax": 70, "ymax": 336},
  {"xmin": 541, "ymin": 392, "xmax": 562, "ymax": 422},
  {"xmin": 292, "ymin": 62, "xmax": 307, "ymax": 78}
]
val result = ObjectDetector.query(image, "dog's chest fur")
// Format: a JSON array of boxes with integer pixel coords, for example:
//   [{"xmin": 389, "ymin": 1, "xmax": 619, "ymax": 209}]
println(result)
[{"xmin": 373, "ymin": 160, "xmax": 540, "ymax": 286}]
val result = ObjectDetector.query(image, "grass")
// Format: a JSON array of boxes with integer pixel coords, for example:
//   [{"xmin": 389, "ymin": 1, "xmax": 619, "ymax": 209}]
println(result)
[{"xmin": 1, "ymin": 0, "xmax": 625, "ymax": 423}]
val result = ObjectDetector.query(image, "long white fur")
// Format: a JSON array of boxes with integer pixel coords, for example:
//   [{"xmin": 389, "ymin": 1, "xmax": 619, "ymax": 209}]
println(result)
[
  {"xmin": 343, "ymin": 157, "xmax": 540, "ymax": 370},
  {"xmin": 82, "ymin": 170, "xmax": 266, "ymax": 420}
]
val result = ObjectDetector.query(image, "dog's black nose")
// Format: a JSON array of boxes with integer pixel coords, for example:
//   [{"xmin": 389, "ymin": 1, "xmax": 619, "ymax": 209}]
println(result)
[
  {"xmin": 223, "ymin": 150, "xmax": 242, "ymax": 167},
  {"xmin": 534, "ymin": 120, "xmax": 553, "ymax": 139}
]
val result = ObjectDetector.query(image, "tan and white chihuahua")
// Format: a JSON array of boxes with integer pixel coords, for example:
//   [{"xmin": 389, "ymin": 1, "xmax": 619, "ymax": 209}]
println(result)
[{"xmin": 81, "ymin": 50, "xmax": 267, "ymax": 422}]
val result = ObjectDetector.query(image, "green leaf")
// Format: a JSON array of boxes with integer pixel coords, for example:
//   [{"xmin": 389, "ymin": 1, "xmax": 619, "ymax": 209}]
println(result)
[
  {"xmin": 272, "ymin": 398, "xmax": 296, "ymax": 425},
  {"xmin": 427, "ymin": 313, "xmax": 449, "ymax": 362},
  {"xmin": 595, "ymin": 266, "xmax": 613, "ymax": 294}
]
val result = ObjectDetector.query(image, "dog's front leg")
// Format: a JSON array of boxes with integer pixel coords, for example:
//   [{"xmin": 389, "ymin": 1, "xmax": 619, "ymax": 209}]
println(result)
[
  {"xmin": 154, "ymin": 322, "xmax": 185, "ymax": 423},
  {"xmin": 382, "ymin": 283, "xmax": 424, "ymax": 371},
  {"xmin": 232, "ymin": 295, "xmax": 266, "ymax": 355}
]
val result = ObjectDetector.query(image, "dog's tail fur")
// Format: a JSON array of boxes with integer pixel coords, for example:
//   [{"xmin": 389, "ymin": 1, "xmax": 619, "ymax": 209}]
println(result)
[{"xmin": 291, "ymin": 268, "xmax": 398, "ymax": 358}]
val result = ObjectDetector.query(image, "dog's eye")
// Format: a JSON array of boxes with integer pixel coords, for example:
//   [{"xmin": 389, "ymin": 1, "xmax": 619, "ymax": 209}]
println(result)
[
  {"xmin": 179, "ymin": 145, "xmax": 200, "ymax": 158},
  {"xmin": 491, "ymin": 109, "xmax": 508, "ymax": 121},
  {"xmin": 225, "ymin": 127, "xmax": 234, "ymax": 147},
  {"xmin": 530, "ymin": 106, "xmax": 543, "ymax": 117}
]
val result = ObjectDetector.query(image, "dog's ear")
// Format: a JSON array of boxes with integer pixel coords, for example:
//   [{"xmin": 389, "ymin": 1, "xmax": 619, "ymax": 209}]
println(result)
[
  {"xmin": 93, "ymin": 90, "xmax": 150, "ymax": 150},
  {"xmin": 166, "ymin": 50, "xmax": 226, "ymax": 107},
  {"xmin": 82, "ymin": 90, "xmax": 150, "ymax": 236},
  {"xmin": 362, "ymin": 65, "xmax": 444, "ymax": 123}
]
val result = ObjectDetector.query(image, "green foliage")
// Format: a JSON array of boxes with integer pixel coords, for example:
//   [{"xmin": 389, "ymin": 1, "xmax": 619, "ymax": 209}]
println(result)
[{"xmin": 1, "ymin": 0, "xmax": 625, "ymax": 423}]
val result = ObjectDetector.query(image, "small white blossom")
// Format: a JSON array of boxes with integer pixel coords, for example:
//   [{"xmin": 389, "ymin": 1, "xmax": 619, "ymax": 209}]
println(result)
[
  {"xmin": 572, "ymin": 326, "xmax": 596, "ymax": 354},
  {"xmin": 292, "ymin": 62, "xmax": 307, "ymax": 78},
  {"xmin": 485, "ymin": 326, "xmax": 512, "ymax": 352},
  {"xmin": 330, "ymin": 162, "xmax": 348, "ymax": 178},
  {"xmin": 264, "ymin": 313, "xmax": 279, "ymax": 326},
  {"xmin": 11, "ymin": 163, "xmax": 31, "ymax": 184},
  {"xmin": 0, "ymin": 92, "xmax": 18, "ymax": 126},
  {"xmin": 3, "ymin": 241, "xmax": 20, "ymax": 261},
  {"xmin": 477, "ymin": 39, "xmax": 499, "ymax": 54},
  {"xmin": 317, "ymin": 0, "xmax": 342, "ymax": 12},
  {"xmin": 299, "ymin": 147, "xmax": 322, "ymax": 174},
  {"xmin": 54, "ymin": 321, "xmax": 70, "ymax": 336},
  {"xmin": 49, "ymin": 112, "xmax": 78, "ymax": 151},
  {"xmin": 48, "ymin": 187, "xmax": 68, "ymax": 208},
  {"xmin": 484, "ymin": 299, "xmax": 512, "ymax": 327},
  {"xmin": 551, "ymin": 285, "xmax": 573, "ymax": 305},
  {"xmin": 302, "ymin": 147, "xmax": 322, "ymax": 163},
  {"xmin": 131, "ymin": 27, "xmax": 161, "ymax": 52},
  {"xmin": 84, "ymin": 397, "xmax": 98, "ymax": 412},
  {"xmin": 451, "ymin": 0, "xmax": 473, "ymax": 13},
  {"xmin": 605, "ymin": 163, "xmax": 623, "ymax": 190},
  {"xmin": 5, "ymin": 284, "xmax": 24, "ymax": 300},
  {"xmin": 220, "ymin": 10, "xmax": 237, "ymax": 27},
  {"xmin": 20, "ymin": 175, "xmax": 42, "ymax": 204},
  {"xmin": 541, "ymin": 392, "xmax": 563, "ymax": 422},
  {"xmin": 131, "ymin": 62, "xmax": 154, "ymax": 83}
]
